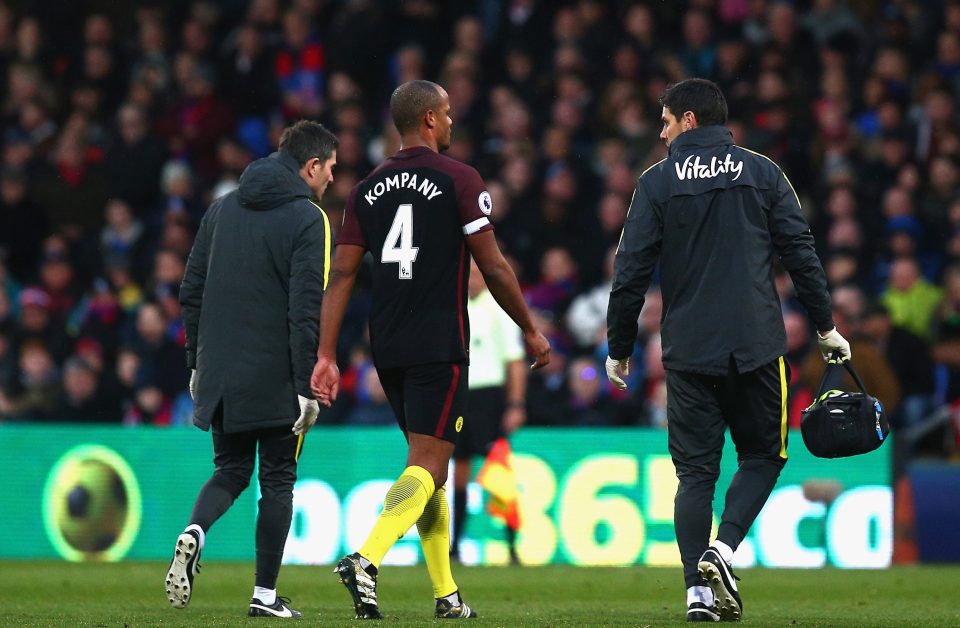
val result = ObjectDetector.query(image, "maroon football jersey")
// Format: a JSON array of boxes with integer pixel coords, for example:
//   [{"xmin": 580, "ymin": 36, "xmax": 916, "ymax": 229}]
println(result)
[{"xmin": 338, "ymin": 146, "xmax": 494, "ymax": 368}]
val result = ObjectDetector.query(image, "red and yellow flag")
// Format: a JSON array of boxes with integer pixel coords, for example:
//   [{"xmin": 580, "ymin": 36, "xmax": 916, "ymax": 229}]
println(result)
[{"xmin": 476, "ymin": 438, "xmax": 521, "ymax": 530}]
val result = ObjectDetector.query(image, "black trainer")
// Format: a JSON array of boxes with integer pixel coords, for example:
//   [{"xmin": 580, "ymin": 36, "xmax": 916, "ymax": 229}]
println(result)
[
  {"xmin": 698, "ymin": 547, "xmax": 742, "ymax": 621},
  {"xmin": 165, "ymin": 529, "xmax": 202, "ymax": 609},
  {"xmin": 687, "ymin": 601, "xmax": 719, "ymax": 622},
  {"xmin": 334, "ymin": 553, "xmax": 383, "ymax": 619},
  {"xmin": 248, "ymin": 595, "xmax": 303, "ymax": 618},
  {"xmin": 435, "ymin": 592, "xmax": 478, "ymax": 619}
]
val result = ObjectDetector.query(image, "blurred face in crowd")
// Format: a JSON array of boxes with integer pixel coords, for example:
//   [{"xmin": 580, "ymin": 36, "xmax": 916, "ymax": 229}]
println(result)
[
  {"xmin": 598, "ymin": 193, "xmax": 627, "ymax": 233},
  {"xmin": 137, "ymin": 386, "xmax": 164, "ymax": 413},
  {"xmin": 136, "ymin": 303, "xmax": 167, "ymax": 345},
  {"xmin": 783, "ymin": 311, "xmax": 809, "ymax": 353},
  {"xmin": 20, "ymin": 302, "xmax": 49, "ymax": 331},
  {"xmin": 889, "ymin": 258, "xmax": 920, "ymax": 292},
  {"xmin": 0, "ymin": 175, "xmax": 26, "ymax": 205},
  {"xmin": 118, "ymin": 105, "xmax": 147, "ymax": 145},
  {"xmin": 568, "ymin": 357, "xmax": 602, "ymax": 403},
  {"xmin": 860, "ymin": 312, "xmax": 891, "ymax": 342},
  {"xmin": 84, "ymin": 14, "xmax": 112, "ymax": 46},
  {"xmin": 283, "ymin": 10, "xmax": 309, "ymax": 48},
  {"xmin": 154, "ymin": 249, "xmax": 186, "ymax": 284},
  {"xmin": 105, "ymin": 198, "xmax": 134, "ymax": 230},
  {"xmin": 20, "ymin": 344, "xmax": 54, "ymax": 383},
  {"xmin": 541, "ymin": 247, "xmax": 576, "ymax": 284},
  {"xmin": 831, "ymin": 285, "xmax": 866, "ymax": 322},
  {"xmin": 116, "ymin": 349, "xmax": 141, "ymax": 388},
  {"xmin": 64, "ymin": 363, "xmax": 97, "ymax": 402}
]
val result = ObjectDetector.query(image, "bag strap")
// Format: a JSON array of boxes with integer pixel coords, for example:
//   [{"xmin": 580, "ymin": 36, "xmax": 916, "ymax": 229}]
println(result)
[{"xmin": 814, "ymin": 351, "xmax": 868, "ymax": 399}]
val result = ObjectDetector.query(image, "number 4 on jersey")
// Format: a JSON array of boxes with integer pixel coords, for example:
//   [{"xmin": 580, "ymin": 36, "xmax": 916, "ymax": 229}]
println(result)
[{"xmin": 381, "ymin": 203, "xmax": 419, "ymax": 279}]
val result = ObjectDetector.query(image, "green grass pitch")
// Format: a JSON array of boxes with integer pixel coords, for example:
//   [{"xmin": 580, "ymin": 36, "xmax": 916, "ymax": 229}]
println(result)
[{"xmin": 2, "ymin": 561, "xmax": 958, "ymax": 626}]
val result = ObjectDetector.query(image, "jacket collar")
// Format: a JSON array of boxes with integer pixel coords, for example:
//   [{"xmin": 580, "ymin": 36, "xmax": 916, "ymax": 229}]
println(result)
[{"xmin": 668, "ymin": 125, "xmax": 734, "ymax": 156}]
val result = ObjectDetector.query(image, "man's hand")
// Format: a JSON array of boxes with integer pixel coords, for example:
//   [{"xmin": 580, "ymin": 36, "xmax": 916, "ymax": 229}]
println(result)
[
  {"xmin": 310, "ymin": 354, "xmax": 341, "ymax": 407},
  {"xmin": 817, "ymin": 327, "xmax": 851, "ymax": 362},
  {"xmin": 525, "ymin": 330, "xmax": 551, "ymax": 370},
  {"xmin": 293, "ymin": 395, "xmax": 319, "ymax": 435},
  {"xmin": 605, "ymin": 356, "xmax": 630, "ymax": 390},
  {"xmin": 189, "ymin": 369, "xmax": 197, "ymax": 400}
]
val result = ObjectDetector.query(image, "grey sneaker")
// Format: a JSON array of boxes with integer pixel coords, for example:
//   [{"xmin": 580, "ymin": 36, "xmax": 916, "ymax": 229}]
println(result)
[{"xmin": 334, "ymin": 553, "xmax": 382, "ymax": 619}]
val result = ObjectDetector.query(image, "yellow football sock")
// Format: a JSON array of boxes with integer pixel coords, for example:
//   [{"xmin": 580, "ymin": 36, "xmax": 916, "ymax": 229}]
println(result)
[
  {"xmin": 416, "ymin": 486, "xmax": 458, "ymax": 598},
  {"xmin": 359, "ymin": 466, "xmax": 435, "ymax": 568}
]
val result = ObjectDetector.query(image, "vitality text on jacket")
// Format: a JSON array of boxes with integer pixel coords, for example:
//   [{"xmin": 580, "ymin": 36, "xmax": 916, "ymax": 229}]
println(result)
[
  {"xmin": 674, "ymin": 154, "xmax": 743, "ymax": 181},
  {"xmin": 364, "ymin": 172, "xmax": 443, "ymax": 205}
]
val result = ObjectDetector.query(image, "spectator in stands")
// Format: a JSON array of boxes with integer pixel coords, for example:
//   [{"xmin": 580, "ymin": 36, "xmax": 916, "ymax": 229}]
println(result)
[
  {"xmin": 566, "ymin": 355, "xmax": 618, "ymax": 426},
  {"xmin": 1, "ymin": 340, "xmax": 59, "ymax": 421},
  {"xmin": 104, "ymin": 103, "xmax": 168, "ymax": 213},
  {"xmin": 276, "ymin": 8, "xmax": 325, "ymax": 119},
  {"xmin": 32, "ymin": 133, "xmax": 109, "ymax": 240},
  {"xmin": 222, "ymin": 23, "xmax": 278, "ymax": 119},
  {"xmin": 861, "ymin": 303, "xmax": 936, "ymax": 430},
  {"xmin": 129, "ymin": 301, "xmax": 187, "ymax": 398},
  {"xmin": 13, "ymin": 287, "xmax": 69, "ymax": 361},
  {"xmin": 0, "ymin": 165, "xmax": 47, "ymax": 281},
  {"xmin": 100, "ymin": 198, "xmax": 147, "ymax": 276},
  {"xmin": 882, "ymin": 257, "xmax": 944, "ymax": 340},
  {"xmin": 53, "ymin": 355, "xmax": 112, "ymax": 423},
  {"xmin": 0, "ymin": 0, "xmax": 958, "ymax": 452}
]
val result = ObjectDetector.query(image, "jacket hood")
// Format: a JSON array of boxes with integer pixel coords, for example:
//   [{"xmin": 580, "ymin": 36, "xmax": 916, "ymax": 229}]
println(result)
[{"xmin": 237, "ymin": 152, "xmax": 314, "ymax": 210}]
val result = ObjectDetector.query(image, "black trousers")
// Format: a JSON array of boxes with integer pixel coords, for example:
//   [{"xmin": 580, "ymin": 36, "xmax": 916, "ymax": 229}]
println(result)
[
  {"xmin": 666, "ymin": 357, "xmax": 788, "ymax": 588},
  {"xmin": 189, "ymin": 424, "xmax": 301, "ymax": 590}
]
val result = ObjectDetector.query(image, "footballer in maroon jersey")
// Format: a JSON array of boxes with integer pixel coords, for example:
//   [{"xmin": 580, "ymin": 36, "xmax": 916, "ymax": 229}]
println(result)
[{"xmin": 311, "ymin": 80, "xmax": 549, "ymax": 621}]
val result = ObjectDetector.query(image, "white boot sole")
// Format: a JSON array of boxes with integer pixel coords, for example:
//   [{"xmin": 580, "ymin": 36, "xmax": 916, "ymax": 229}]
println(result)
[{"xmin": 166, "ymin": 533, "xmax": 198, "ymax": 609}]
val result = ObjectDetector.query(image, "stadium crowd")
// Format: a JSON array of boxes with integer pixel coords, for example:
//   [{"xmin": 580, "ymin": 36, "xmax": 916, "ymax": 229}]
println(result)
[{"xmin": 0, "ymin": 0, "xmax": 957, "ymax": 461}]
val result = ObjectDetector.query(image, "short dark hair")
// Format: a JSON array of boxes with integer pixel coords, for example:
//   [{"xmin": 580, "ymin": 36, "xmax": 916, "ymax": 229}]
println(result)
[
  {"xmin": 278, "ymin": 120, "xmax": 338, "ymax": 167},
  {"xmin": 659, "ymin": 78, "xmax": 728, "ymax": 127},
  {"xmin": 390, "ymin": 80, "xmax": 444, "ymax": 134}
]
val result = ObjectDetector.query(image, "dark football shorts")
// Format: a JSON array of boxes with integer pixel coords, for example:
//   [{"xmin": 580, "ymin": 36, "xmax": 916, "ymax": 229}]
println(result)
[
  {"xmin": 454, "ymin": 385, "xmax": 506, "ymax": 460},
  {"xmin": 378, "ymin": 361, "xmax": 468, "ymax": 444}
]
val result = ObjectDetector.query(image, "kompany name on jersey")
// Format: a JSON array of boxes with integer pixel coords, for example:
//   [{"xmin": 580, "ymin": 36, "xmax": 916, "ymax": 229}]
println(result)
[
  {"xmin": 674, "ymin": 154, "xmax": 744, "ymax": 181},
  {"xmin": 364, "ymin": 172, "xmax": 443, "ymax": 205}
]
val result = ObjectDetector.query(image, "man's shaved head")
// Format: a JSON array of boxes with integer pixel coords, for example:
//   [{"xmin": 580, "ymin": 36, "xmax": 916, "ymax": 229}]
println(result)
[{"xmin": 390, "ymin": 80, "xmax": 445, "ymax": 134}]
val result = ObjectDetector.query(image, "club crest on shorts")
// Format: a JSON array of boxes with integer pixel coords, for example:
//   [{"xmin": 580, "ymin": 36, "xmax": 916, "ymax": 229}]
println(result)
[
  {"xmin": 478, "ymin": 191, "xmax": 492, "ymax": 215},
  {"xmin": 455, "ymin": 416, "xmax": 464, "ymax": 432}
]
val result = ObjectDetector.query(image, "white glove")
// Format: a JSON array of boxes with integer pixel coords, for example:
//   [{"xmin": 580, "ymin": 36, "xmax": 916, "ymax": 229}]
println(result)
[
  {"xmin": 293, "ymin": 394, "xmax": 320, "ymax": 435},
  {"xmin": 605, "ymin": 356, "xmax": 630, "ymax": 390},
  {"xmin": 189, "ymin": 369, "xmax": 197, "ymax": 400},
  {"xmin": 817, "ymin": 327, "xmax": 851, "ymax": 362}
]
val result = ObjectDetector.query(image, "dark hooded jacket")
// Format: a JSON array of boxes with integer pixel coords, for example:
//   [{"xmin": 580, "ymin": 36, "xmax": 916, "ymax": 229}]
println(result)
[{"xmin": 180, "ymin": 152, "xmax": 329, "ymax": 432}]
